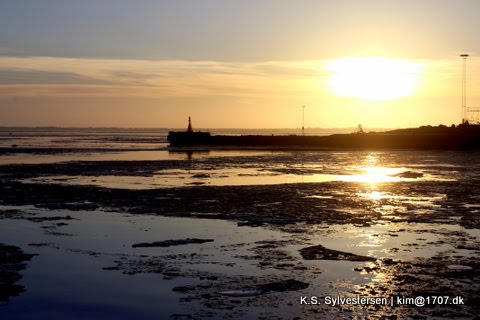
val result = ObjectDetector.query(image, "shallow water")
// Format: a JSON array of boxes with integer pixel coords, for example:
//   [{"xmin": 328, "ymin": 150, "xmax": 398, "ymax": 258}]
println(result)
[
  {"xmin": 22, "ymin": 166, "xmax": 451, "ymax": 189},
  {"xmin": 19, "ymin": 152, "xmax": 456, "ymax": 189},
  {"xmin": 0, "ymin": 149, "xmax": 282, "ymax": 165},
  {"xmin": 2, "ymin": 204, "xmax": 477, "ymax": 319},
  {"xmin": 0, "ymin": 206, "xmax": 287, "ymax": 319}
]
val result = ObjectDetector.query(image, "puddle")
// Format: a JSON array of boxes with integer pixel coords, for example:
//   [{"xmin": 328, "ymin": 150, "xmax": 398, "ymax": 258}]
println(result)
[
  {"xmin": 20, "ymin": 166, "xmax": 450, "ymax": 190},
  {"xmin": 0, "ymin": 206, "xmax": 292, "ymax": 319}
]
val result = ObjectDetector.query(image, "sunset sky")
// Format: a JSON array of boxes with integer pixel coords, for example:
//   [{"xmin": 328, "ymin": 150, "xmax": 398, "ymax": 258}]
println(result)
[{"xmin": 1, "ymin": 0, "xmax": 480, "ymax": 128}]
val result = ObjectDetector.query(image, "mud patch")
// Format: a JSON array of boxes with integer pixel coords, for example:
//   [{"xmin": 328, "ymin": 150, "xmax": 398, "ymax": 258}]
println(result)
[
  {"xmin": 0, "ymin": 244, "xmax": 36, "ymax": 303},
  {"xmin": 0, "ymin": 209, "xmax": 33, "ymax": 220},
  {"xmin": 102, "ymin": 253, "xmax": 206, "ymax": 277},
  {"xmin": 27, "ymin": 215, "xmax": 77, "ymax": 223},
  {"xmin": 132, "ymin": 238, "xmax": 214, "ymax": 248},
  {"xmin": 351, "ymin": 255, "xmax": 480, "ymax": 318},
  {"xmin": 300, "ymin": 244, "xmax": 376, "ymax": 261}
]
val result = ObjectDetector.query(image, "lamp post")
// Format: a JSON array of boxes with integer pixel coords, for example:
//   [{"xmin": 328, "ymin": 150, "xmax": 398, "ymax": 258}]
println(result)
[{"xmin": 460, "ymin": 54, "xmax": 469, "ymax": 123}]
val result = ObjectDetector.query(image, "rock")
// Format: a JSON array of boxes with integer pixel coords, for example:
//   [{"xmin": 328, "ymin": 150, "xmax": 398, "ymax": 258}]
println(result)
[{"xmin": 299, "ymin": 244, "xmax": 376, "ymax": 261}]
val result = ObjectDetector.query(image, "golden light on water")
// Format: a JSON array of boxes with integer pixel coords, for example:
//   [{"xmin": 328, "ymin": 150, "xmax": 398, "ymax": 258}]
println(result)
[
  {"xmin": 360, "ymin": 191, "xmax": 385, "ymax": 200},
  {"xmin": 326, "ymin": 57, "xmax": 421, "ymax": 100},
  {"xmin": 341, "ymin": 166, "xmax": 406, "ymax": 183}
]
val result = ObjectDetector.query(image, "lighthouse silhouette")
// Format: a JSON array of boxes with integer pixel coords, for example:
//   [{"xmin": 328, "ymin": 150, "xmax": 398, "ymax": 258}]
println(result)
[{"xmin": 187, "ymin": 116, "xmax": 193, "ymax": 133}]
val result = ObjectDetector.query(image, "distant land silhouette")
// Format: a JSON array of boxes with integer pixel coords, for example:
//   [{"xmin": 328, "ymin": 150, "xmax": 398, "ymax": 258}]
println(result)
[{"xmin": 168, "ymin": 123, "xmax": 480, "ymax": 150}]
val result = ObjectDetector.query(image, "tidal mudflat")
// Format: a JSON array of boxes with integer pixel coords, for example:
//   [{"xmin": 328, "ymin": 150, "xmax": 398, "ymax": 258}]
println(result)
[{"xmin": 1, "ymin": 136, "xmax": 480, "ymax": 319}]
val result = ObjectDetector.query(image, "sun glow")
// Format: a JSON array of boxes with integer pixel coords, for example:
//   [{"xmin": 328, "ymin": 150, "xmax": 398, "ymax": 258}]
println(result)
[
  {"xmin": 326, "ymin": 57, "xmax": 421, "ymax": 100},
  {"xmin": 341, "ymin": 167, "xmax": 406, "ymax": 184}
]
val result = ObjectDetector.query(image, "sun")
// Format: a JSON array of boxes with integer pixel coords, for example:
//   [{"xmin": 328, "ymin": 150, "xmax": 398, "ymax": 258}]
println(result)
[{"xmin": 326, "ymin": 57, "xmax": 421, "ymax": 100}]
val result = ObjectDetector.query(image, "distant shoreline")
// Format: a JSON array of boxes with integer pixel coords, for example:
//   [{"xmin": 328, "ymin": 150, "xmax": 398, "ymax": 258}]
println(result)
[
  {"xmin": 0, "ymin": 126, "xmax": 409, "ymax": 136},
  {"xmin": 168, "ymin": 123, "xmax": 480, "ymax": 150},
  {"xmin": 0, "ymin": 126, "xmax": 401, "ymax": 131}
]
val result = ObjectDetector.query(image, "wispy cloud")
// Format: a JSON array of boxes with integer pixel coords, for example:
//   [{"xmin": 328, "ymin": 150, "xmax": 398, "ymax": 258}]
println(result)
[
  {"xmin": 0, "ymin": 55, "xmax": 477, "ymax": 99},
  {"xmin": 0, "ymin": 47, "xmax": 31, "ymax": 57},
  {"xmin": 0, "ymin": 56, "xmax": 330, "ymax": 99},
  {"xmin": 0, "ymin": 69, "xmax": 111, "ymax": 85}
]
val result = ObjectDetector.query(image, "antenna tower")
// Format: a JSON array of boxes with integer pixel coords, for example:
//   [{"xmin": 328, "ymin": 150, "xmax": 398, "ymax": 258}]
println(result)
[{"xmin": 460, "ymin": 54, "xmax": 480, "ymax": 124}]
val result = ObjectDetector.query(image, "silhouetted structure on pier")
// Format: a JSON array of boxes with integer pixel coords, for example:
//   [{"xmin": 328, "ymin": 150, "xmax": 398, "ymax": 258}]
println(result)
[
  {"xmin": 187, "ymin": 116, "xmax": 193, "ymax": 133},
  {"xmin": 168, "ymin": 122, "xmax": 480, "ymax": 150},
  {"xmin": 167, "ymin": 117, "xmax": 210, "ymax": 146}
]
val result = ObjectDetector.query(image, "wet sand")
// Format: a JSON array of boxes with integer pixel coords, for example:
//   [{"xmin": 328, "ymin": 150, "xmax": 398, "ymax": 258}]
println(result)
[{"xmin": 1, "ymin": 147, "xmax": 480, "ymax": 319}]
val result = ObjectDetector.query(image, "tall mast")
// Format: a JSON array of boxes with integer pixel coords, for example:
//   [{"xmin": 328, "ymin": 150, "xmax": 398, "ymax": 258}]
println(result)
[{"xmin": 460, "ymin": 54, "xmax": 469, "ymax": 123}]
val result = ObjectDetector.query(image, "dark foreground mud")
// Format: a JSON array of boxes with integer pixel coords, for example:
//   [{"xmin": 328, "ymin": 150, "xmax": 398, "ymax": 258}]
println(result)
[
  {"xmin": 1, "ymin": 151, "xmax": 480, "ymax": 319},
  {"xmin": 0, "ymin": 244, "xmax": 36, "ymax": 303},
  {"xmin": 1, "ymin": 152, "xmax": 480, "ymax": 228},
  {"xmin": 300, "ymin": 244, "xmax": 376, "ymax": 261},
  {"xmin": 348, "ymin": 255, "xmax": 480, "ymax": 318},
  {"xmin": 1, "ymin": 179, "xmax": 479, "ymax": 230},
  {"xmin": 132, "ymin": 238, "xmax": 214, "ymax": 248}
]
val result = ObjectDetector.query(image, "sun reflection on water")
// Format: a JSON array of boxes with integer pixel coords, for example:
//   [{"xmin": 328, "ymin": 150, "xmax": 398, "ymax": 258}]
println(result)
[
  {"xmin": 341, "ymin": 166, "xmax": 407, "ymax": 183},
  {"xmin": 358, "ymin": 229, "xmax": 386, "ymax": 249},
  {"xmin": 359, "ymin": 191, "xmax": 385, "ymax": 200}
]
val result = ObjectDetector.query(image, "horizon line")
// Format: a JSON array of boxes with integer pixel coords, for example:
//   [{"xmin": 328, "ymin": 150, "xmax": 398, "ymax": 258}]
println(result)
[{"xmin": 0, "ymin": 125, "xmax": 404, "ymax": 130}]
